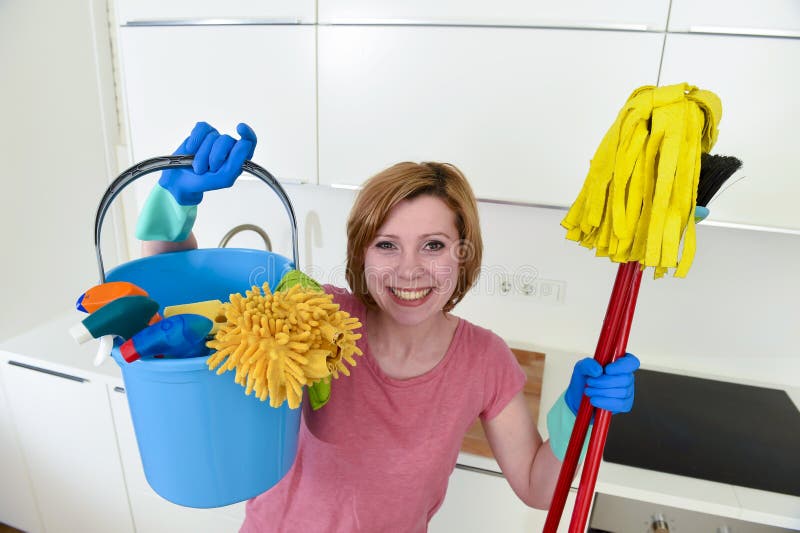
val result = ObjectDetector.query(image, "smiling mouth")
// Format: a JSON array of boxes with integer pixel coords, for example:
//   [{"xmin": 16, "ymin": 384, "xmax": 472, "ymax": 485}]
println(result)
[{"xmin": 390, "ymin": 287, "xmax": 433, "ymax": 301}]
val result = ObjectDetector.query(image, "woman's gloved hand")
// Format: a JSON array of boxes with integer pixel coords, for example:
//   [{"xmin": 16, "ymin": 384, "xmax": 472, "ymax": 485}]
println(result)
[
  {"xmin": 160, "ymin": 121, "xmax": 258, "ymax": 205},
  {"xmin": 565, "ymin": 353, "xmax": 640, "ymax": 415},
  {"xmin": 136, "ymin": 121, "xmax": 257, "ymax": 241}
]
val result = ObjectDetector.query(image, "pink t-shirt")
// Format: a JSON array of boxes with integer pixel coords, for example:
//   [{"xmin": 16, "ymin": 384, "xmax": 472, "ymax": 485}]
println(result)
[{"xmin": 240, "ymin": 286, "xmax": 527, "ymax": 533}]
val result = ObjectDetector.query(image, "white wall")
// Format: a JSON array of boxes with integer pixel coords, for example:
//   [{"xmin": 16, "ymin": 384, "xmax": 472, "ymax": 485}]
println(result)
[
  {"xmin": 191, "ymin": 178, "xmax": 800, "ymax": 388},
  {"xmin": 0, "ymin": 0, "xmax": 121, "ymax": 341}
]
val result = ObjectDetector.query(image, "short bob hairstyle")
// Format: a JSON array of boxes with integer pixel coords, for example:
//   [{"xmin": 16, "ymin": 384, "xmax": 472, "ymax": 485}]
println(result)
[{"xmin": 346, "ymin": 161, "xmax": 483, "ymax": 313}]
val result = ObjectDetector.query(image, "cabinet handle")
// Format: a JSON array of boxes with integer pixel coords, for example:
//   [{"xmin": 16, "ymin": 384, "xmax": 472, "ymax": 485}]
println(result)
[
  {"xmin": 113, "ymin": 386, "xmax": 126, "ymax": 394},
  {"xmin": 8, "ymin": 360, "xmax": 88, "ymax": 383},
  {"xmin": 688, "ymin": 26, "xmax": 800, "ymax": 39},
  {"xmin": 319, "ymin": 19, "xmax": 652, "ymax": 32},
  {"xmin": 124, "ymin": 18, "xmax": 303, "ymax": 27},
  {"xmin": 454, "ymin": 463, "xmax": 504, "ymax": 478}
]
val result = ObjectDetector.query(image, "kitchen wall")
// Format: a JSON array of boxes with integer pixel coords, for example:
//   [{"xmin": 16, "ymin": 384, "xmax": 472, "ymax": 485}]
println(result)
[
  {"xmin": 0, "ymin": 0, "xmax": 123, "ymax": 341},
  {"xmin": 191, "ymin": 176, "xmax": 800, "ymax": 388}
]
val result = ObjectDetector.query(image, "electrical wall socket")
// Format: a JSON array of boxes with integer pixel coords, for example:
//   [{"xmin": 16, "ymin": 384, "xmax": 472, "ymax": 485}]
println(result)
[{"xmin": 495, "ymin": 274, "xmax": 566, "ymax": 304}]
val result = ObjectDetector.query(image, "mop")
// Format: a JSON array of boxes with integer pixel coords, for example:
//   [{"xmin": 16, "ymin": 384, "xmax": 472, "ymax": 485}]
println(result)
[{"xmin": 543, "ymin": 83, "xmax": 742, "ymax": 532}]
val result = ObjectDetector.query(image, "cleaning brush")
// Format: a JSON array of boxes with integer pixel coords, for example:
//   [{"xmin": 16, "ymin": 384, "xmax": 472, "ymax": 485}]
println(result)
[{"xmin": 696, "ymin": 153, "xmax": 743, "ymax": 207}]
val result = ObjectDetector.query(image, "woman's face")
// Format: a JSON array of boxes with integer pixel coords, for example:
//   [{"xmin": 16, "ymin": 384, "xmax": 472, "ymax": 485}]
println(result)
[{"xmin": 364, "ymin": 195, "xmax": 462, "ymax": 327}]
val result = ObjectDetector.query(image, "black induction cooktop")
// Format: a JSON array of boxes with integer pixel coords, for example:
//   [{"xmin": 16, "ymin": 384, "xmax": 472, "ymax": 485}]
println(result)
[{"xmin": 604, "ymin": 369, "xmax": 800, "ymax": 497}]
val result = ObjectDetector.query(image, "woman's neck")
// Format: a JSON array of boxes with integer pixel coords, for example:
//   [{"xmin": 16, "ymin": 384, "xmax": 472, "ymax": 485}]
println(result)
[{"xmin": 366, "ymin": 309, "xmax": 459, "ymax": 377}]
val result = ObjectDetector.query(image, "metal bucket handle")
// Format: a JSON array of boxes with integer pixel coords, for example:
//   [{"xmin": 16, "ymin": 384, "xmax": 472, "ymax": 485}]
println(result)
[{"xmin": 94, "ymin": 155, "xmax": 299, "ymax": 283}]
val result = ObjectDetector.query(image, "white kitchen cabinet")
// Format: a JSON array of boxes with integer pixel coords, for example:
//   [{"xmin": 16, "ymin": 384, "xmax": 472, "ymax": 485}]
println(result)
[
  {"xmin": 2, "ymin": 360, "xmax": 134, "ymax": 533},
  {"xmin": 119, "ymin": 25, "xmax": 317, "ymax": 184},
  {"xmin": 108, "ymin": 385, "xmax": 246, "ymax": 532},
  {"xmin": 0, "ymin": 363, "xmax": 42, "ymax": 533},
  {"xmin": 318, "ymin": 0, "xmax": 670, "ymax": 31},
  {"xmin": 668, "ymin": 0, "xmax": 800, "ymax": 37},
  {"xmin": 659, "ymin": 33, "xmax": 800, "ymax": 232},
  {"xmin": 115, "ymin": 0, "xmax": 315, "ymax": 26},
  {"xmin": 429, "ymin": 466, "xmax": 577, "ymax": 532},
  {"xmin": 318, "ymin": 26, "xmax": 662, "ymax": 205}
]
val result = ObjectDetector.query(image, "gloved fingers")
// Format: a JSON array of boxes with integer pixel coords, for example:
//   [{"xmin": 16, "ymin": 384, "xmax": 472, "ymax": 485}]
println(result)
[
  {"xmin": 604, "ymin": 353, "xmax": 640, "ymax": 375},
  {"xmin": 589, "ymin": 392, "xmax": 634, "ymax": 414},
  {"xmin": 236, "ymin": 122, "xmax": 258, "ymax": 160},
  {"xmin": 206, "ymin": 137, "xmax": 255, "ymax": 189},
  {"xmin": 192, "ymin": 130, "xmax": 221, "ymax": 174},
  {"xmin": 586, "ymin": 372, "xmax": 633, "ymax": 389},
  {"xmin": 173, "ymin": 122, "xmax": 217, "ymax": 155},
  {"xmin": 585, "ymin": 383, "xmax": 634, "ymax": 399},
  {"xmin": 573, "ymin": 357, "xmax": 603, "ymax": 380},
  {"xmin": 208, "ymin": 134, "xmax": 236, "ymax": 173}
]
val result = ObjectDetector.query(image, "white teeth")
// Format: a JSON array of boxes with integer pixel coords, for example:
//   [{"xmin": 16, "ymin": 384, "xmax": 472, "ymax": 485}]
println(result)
[{"xmin": 391, "ymin": 288, "xmax": 431, "ymax": 301}]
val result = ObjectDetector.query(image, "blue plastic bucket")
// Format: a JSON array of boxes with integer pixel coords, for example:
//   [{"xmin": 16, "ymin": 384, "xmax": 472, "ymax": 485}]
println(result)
[{"xmin": 107, "ymin": 248, "xmax": 301, "ymax": 508}]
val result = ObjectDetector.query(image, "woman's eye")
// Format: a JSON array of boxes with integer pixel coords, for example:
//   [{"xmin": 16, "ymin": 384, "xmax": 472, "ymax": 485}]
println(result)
[
  {"xmin": 375, "ymin": 241, "xmax": 395, "ymax": 250},
  {"xmin": 424, "ymin": 241, "xmax": 445, "ymax": 251}
]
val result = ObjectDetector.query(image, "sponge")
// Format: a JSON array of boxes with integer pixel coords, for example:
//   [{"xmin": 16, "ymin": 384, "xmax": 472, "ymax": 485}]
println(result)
[{"xmin": 206, "ymin": 283, "xmax": 362, "ymax": 409}]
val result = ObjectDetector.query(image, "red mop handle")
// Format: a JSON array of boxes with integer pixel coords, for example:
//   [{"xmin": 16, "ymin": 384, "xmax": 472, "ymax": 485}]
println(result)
[
  {"xmin": 542, "ymin": 261, "xmax": 639, "ymax": 533},
  {"xmin": 568, "ymin": 265, "xmax": 643, "ymax": 532}
]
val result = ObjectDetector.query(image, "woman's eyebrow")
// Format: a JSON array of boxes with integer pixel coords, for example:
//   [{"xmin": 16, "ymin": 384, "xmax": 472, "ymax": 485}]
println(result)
[{"xmin": 375, "ymin": 232, "xmax": 454, "ymax": 240}]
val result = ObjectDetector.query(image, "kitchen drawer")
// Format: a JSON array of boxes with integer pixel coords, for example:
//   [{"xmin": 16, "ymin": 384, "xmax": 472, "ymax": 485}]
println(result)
[
  {"xmin": 430, "ymin": 466, "xmax": 577, "ymax": 532},
  {"xmin": 127, "ymin": 488, "xmax": 245, "ymax": 533},
  {"xmin": 589, "ymin": 493, "xmax": 797, "ymax": 532},
  {"xmin": 115, "ymin": 0, "xmax": 315, "ymax": 26},
  {"xmin": 668, "ymin": 0, "xmax": 800, "ymax": 37},
  {"xmin": 318, "ymin": 0, "xmax": 670, "ymax": 30}
]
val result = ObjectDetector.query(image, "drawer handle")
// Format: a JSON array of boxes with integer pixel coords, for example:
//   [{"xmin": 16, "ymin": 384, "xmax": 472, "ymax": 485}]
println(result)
[
  {"xmin": 8, "ymin": 360, "xmax": 87, "ymax": 383},
  {"xmin": 454, "ymin": 463, "xmax": 504, "ymax": 478},
  {"xmin": 124, "ymin": 18, "xmax": 303, "ymax": 27},
  {"xmin": 113, "ymin": 386, "xmax": 126, "ymax": 394}
]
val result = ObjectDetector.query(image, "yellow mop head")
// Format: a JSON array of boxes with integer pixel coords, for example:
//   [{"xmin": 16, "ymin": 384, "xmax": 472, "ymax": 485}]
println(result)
[
  {"xmin": 561, "ymin": 83, "xmax": 721, "ymax": 278},
  {"xmin": 206, "ymin": 283, "xmax": 362, "ymax": 409}
]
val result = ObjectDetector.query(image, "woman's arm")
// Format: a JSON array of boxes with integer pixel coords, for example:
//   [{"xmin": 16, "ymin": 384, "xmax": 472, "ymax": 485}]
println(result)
[
  {"xmin": 482, "ymin": 392, "xmax": 562, "ymax": 509},
  {"xmin": 484, "ymin": 354, "xmax": 639, "ymax": 508},
  {"xmin": 141, "ymin": 233, "xmax": 198, "ymax": 257}
]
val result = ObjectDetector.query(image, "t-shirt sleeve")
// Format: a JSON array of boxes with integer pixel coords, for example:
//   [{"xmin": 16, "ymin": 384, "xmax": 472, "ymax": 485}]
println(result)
[{"xmin": 479, "ymin": 333, "xmax": 528, "ymax": 422}]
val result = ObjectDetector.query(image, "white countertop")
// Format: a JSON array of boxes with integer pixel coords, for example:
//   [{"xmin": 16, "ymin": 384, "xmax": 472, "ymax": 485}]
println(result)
[
  {"xmin": 3, "ymin": 312, "xmax": 799, "ymax": 529},
  {"xmin": 0, "ymin": 309, "xmax": 126, "ymax": 386}
]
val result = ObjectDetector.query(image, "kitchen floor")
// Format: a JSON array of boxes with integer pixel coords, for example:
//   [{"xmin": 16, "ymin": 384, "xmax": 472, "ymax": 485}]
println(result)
[{"xmin": 0, "ymin": 523, "xmax": 23, "ymax": 533}]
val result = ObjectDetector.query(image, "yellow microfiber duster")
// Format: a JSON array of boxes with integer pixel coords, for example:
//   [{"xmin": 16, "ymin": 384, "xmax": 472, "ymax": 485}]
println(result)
[
  {"xmin": 561, "ymin": 82, "xmax": 721, "ymax": 278},
  {"xmin": 206, "ymin": 279, "xmax": 362, "ymax": 409}
]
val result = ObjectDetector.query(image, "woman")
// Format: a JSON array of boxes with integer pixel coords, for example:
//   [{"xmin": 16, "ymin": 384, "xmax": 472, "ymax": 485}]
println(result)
[{"xmin": 139, "ymin": 122, "xmax": 639, "ymax": 532}]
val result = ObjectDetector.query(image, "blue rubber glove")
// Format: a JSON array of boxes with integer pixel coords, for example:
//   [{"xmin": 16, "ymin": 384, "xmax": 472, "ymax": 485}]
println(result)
[
  {"xmin": 136, "ymin": 121, "xmax": 257, "ymax": 241},
  {"xmin": 565, "ymin": 353, "xmax": 640, "ymax": 415},
  {"xmin": 547, "ymin": 353, "xmax": 639, "ymax": 461},
  {"xmin": 160, "ymin": 121, "xmax": 257, "ymax": 206}
]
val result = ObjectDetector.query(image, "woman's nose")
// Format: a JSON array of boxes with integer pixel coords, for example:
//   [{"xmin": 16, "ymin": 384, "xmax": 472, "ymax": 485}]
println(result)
[{"xmin": 396, "ymin": 250, "xmax": 425, "ymax": 279}]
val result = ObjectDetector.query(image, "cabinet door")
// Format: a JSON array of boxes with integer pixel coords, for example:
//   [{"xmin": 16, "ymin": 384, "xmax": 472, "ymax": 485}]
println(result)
[
  {"xmin": 0, "ymin": 364, "xmax": 42, "ymax": 533},
  {"xmin": 120, "ymin": 25, "xmax": 317, "ymax": 184},
  {"xmin": 116, "ymin": 0, "xmax": 315, "ymax": 25},
  {"xmin": 318, "ymin": 26, "xmax": 662, "ymax": 206},
  {"xmin": 318, "ymin": 0, "xmax": 670, "ymax": 30},
  {"xmin": 429, "ymin": 466, "xmax": 577, "ymax": 532},
  {"xmin": 108, "ymin": 385, "xmax": 246, "ymax": 532},
  {"xmin": 668, "ymin": 0, "xmax": 800, "ymax": 36},
  {"xmin": 3, "ymin": 361, "xmax": 134, "ymax": 533},
  {"xmin": 659, "ymin": 33, "xmax": 800, "ymax": 232}
]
